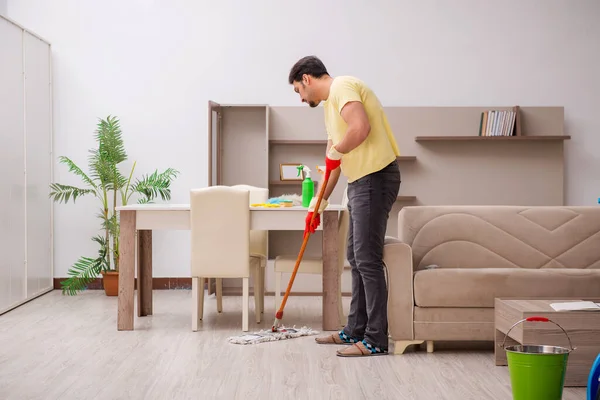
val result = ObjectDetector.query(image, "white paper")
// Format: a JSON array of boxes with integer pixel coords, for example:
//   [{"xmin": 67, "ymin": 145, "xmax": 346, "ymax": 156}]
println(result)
[{"xmin": 550, "ymin": 301, "xmax": 600, "ymax": 311}]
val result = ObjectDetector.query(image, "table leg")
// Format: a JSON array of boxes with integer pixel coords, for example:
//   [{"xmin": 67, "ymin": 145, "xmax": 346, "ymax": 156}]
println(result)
[
  {"xmin": 137, "ymin": 230, "xmax": 153, "ymax": 316},
  {"xmin": 322, "ymin": 211, "xmax": 341, "ymax": 331},
  {"xmin": 118, "ymin": 210, "xmax": 136, "ymax": 330}
]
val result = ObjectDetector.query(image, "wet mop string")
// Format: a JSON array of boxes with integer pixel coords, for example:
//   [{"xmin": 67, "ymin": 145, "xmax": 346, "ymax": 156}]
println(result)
[{"xmin": 271, "ymin": 170, "xmax": 331, "ymax": 332}]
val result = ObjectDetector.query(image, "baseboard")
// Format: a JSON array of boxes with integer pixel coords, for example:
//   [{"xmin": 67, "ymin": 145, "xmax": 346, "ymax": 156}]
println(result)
[
  {"xmin": 53, "ymin": 277, "xmax": 192, "ymax": 290},
  {"xmin": 0, "ymin": 286, "xmax": 54, "ymax": 315},
  {"xmin": 53, "ymin": 278, "xmax": 350, "ymax": 297}
]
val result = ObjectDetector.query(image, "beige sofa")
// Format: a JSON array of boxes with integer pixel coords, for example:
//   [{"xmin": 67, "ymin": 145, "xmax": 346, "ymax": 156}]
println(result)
[{"xmin": 383, "ymin": 205, "xmax": 600, "ymax": 354}]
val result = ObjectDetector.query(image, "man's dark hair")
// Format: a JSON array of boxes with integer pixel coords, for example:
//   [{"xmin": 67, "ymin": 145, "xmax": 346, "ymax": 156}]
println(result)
[{"xmin": 288, "ymin": 56, "xmax": 329, "ymax": 84}]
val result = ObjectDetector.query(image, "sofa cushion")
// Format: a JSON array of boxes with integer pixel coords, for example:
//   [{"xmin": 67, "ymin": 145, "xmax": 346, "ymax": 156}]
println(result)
[{"xmin": 413, "ymin": 268, "xmax": 600, "ymax": 308}]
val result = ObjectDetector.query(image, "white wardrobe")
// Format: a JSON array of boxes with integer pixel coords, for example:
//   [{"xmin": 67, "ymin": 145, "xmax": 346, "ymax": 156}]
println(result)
[{"xmin": 0, "ymin": 15, "xmax": 53, "ymax": 314}]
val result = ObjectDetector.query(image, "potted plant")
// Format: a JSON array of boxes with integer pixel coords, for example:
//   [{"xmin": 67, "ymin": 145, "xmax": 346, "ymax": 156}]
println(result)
[{"xmin": 50, "ymin": 115, "xmax": 179, "ymax": 296}]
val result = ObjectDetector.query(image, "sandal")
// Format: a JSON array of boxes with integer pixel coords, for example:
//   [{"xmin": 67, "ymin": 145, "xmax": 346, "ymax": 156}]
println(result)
[
  {"xmin": 315, "ymin": 331, "xmax": 360, "ymax": 345},
  {"xmin": 336, "ymin": 340, "xmax": 388, "ymax": 357}
]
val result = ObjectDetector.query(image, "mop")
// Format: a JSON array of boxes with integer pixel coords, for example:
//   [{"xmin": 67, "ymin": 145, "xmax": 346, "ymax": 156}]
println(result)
[{"xmin": 228, "ymin": 169, "xmax": 331, "ymax": 345}]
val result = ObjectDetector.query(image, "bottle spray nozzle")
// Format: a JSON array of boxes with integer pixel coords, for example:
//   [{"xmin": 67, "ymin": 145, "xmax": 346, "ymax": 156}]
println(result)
[{"xmin": 296, "ymin": 165, "xmax": 312, "ymax": 179}]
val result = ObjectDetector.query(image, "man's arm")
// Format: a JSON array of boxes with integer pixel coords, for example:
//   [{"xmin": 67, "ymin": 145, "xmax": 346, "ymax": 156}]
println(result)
[
  {"xmin": 330, "ymin": 101, "xmax": 371, "ymax": 155},
  {"xmin": 323, "ymin": 139, "xmax": 341, "ymax": 200}
]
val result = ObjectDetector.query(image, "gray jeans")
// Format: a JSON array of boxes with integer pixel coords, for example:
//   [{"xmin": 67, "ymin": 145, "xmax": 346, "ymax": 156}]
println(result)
[{"xmin": 342, "ymin": 160, "xmax": 401, "ymax": 350}]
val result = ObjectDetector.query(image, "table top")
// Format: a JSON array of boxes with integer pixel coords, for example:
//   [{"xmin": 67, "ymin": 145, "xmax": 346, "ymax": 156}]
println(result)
[
  {"xmin": 496, "ymin": 298, "xmax": 600, "ymax": 314},
  {"xmin": 116, "ymin": 203, "xmax": 347, "ymax": 212}
]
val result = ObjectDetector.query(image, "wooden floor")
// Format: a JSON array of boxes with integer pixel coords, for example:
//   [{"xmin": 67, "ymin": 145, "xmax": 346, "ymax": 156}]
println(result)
[{"xmin": 0, "ymin": 290, "xmax": 587, "ymax": 400}]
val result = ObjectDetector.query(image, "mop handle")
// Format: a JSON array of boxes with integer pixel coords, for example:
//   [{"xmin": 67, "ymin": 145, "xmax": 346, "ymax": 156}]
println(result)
[{"xmin": 275, "ymin": 172, "xmax": 330, "ymax": 316}]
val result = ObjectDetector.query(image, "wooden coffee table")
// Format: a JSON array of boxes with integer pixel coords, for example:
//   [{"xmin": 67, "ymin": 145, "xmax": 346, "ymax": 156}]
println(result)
[{"xmin": 495, "ymin": 298, "xmax": 600, "ymax": 387}]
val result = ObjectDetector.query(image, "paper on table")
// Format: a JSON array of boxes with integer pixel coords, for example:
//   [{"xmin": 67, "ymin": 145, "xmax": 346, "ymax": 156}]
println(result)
[{"xmin": 550, "ymin": 301, "xmax": 600, "ymax": 311}]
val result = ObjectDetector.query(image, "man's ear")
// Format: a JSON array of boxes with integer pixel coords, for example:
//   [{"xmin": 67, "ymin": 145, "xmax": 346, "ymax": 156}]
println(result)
[{"xmin": 302, "ymin": 74, "xmax": 310, "ymax": 85}]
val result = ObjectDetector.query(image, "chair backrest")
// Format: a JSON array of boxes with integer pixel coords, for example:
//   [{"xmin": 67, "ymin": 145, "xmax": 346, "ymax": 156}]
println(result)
[
  {"xmin": 231, "ymin": 184, "xmax": 268, "ymax": 257},
  {"xmin": 190, "ymin": 186, "xmax": 250, "ymax": 278},
  {"xmin": 341, "ymin": 186, "xmax": 348, "ymax": 207}
]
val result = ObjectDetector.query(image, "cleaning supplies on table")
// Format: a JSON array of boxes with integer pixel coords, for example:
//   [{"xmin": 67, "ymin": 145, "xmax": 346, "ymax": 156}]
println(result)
[
  {"xmin": 266, "ymin": 194, "xmax": 303, "ymax": 207},
  {"xmin": 296, "ymin": 165, "xmax": 314, "ymax": 207}
]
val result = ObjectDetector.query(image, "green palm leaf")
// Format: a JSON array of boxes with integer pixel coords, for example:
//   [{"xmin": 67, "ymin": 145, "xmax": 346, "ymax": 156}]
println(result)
[
  {"xmin": 131, "ymin": 168, "xmax": 179, "ymax": 203},
  {"xmin": 60, "ymin": 256, "xmax": 103, "ymax": 295},
  {"xmin": 87, "ymin": 115, "xmax": 128, "ymax": 187},
  {"xmin": 60, "ymin": 235, "xmax": 109, "ymax": 295},
  {"xmin": 49, "ymin": 183, "xmax": 96, "ymax": 203},
  {"xmin": 87, "ymin": 148, "xmax": 114, "ymax": 186},
  {"xmin": 57, "ymin": 156, "xmax": 97, "ymax": 191},
  {"xmin": 95, "ymin": 115, "xmax": 127, "ymax": 166}
]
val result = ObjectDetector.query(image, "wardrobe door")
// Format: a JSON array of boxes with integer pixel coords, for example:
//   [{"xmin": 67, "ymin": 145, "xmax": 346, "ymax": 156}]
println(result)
[
  {"xmin": 0, "ymin": 18, "xmax": 26, "ymax": 312},
  {"xmin": 24, "ymin": 31, "xmax": 53, "ymax": 297}
]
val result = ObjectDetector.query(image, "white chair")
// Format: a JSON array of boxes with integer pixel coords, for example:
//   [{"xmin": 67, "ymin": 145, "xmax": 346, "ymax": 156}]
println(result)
[
  {"xmin": 273, "ymin": 187, "xmax": 350, "ymax": 326},
  {"xmin": 210, "ymin": 184, "xmax": 268, "ymax": 320},
  {"xmin": 190, "ymin": 186, "xmax": 263, "ymax": 332}
]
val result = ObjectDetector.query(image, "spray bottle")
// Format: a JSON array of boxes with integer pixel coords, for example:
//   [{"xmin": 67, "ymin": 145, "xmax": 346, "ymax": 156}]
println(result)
[{"xmin": 297, "ymin": 165, "xmax": 314, "ymax": 207}]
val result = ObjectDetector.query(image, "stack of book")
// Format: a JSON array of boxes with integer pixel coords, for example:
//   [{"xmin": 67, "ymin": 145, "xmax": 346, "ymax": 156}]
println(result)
[{"xmin": 478, "ymin": 107, "xmax": 519, "ymax": 136}]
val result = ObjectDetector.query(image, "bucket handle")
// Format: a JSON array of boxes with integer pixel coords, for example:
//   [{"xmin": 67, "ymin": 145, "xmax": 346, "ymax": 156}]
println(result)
[{"xmin": 501, "ymin": 316, "xmax": 575, "ymax": 352}]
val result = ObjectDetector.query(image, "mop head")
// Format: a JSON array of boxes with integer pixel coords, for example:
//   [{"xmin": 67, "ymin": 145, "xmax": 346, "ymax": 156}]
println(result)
[{"xmin": 228, "ymin": 326, "xmax": 319, "ymax": 345}]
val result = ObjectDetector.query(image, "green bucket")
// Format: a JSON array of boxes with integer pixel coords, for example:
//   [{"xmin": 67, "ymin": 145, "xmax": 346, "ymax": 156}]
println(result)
[{"xmin": 501, "ymin": 316, "xmax": 575, "ymax": 400}]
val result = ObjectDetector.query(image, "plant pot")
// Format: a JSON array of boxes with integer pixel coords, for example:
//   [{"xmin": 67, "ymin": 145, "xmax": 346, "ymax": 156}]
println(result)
[{"xmin": 101, "ymin": 271, "xmax": 119, "ymax": 296}]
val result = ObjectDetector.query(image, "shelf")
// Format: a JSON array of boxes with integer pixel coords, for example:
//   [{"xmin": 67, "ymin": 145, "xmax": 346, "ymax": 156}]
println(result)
[
  {"xmin": 269, "ymin": 139, "xmax": 328, "ymax": 145},
  {"xmin": 415, "ymin": 135, "xmax": 571, "ymax": 142},
  {"xmin": 397, "ymin": 196, "xmax": 417, "ymax": 202},
  {"xmin": 397, "ymin": 156, "xmax": 416, "ymax": 161},
  {"xmin": 270, "ymin": 180, "xmax": 318, "ymax": 187}
]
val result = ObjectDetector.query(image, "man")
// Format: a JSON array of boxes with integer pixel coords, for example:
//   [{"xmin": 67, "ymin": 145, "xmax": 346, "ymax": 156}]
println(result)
[{"xmin": 288, "ymin": 55, "xmax": 401, "ymax": 357}]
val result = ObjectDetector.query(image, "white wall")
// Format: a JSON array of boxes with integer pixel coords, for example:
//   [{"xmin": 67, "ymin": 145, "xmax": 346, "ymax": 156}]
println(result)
[
  {"xmin": 7, "ymin": 0, "xmax": 600, "ymax": 280},
  {"xmin": 0, "ymin": 1, "xmax": 6, "ymax": 16}
]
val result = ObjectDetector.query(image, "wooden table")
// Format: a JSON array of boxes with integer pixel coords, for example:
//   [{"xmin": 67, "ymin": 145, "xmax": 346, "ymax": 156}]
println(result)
[
  {"xmin": 495, "ymin": 298, "xmax": 600, "ymax": 387},
  {"xmin": 115, "ymin": 204, "xmax": 346, "ymax": 332}
]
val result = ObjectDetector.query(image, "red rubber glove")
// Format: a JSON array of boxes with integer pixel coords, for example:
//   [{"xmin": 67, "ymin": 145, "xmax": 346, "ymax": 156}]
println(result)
[
  {"xmin": 325, "ymin": 145, "xmax": 343, "ymax": 179},
  {"xmin": 304, "ymin": 211, "xmax": 320, "ymax": 236},
  {"xmin": 305, "ymin": 145, "xmax": 342, "ymax": 235},
  {"xmin": 325, "ymin": 157, "xmax": 341, "ymax": 179},
  {"xmin": 305, "ymin": 196, "xmax": 328, "ymax": 235}
]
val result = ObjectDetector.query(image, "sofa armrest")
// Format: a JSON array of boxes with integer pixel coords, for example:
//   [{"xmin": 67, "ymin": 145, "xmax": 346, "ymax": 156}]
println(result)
[
  {"xmin": 383, "ymin": 239, "xmax": 414, "ymax": 341},
  {"xmin": 384, "ymin": 235, "xmax": 401, "ymax": 245}
]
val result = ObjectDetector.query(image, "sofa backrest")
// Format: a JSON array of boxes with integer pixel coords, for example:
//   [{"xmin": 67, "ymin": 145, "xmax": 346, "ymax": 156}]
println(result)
[{"xmin": 397, "ymin": 206, "xmax": 600, "ymax": 271}]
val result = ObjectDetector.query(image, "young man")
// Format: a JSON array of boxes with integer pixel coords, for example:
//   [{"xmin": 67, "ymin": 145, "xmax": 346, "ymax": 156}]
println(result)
[{"xmin": 288, "ymin": 56, "xmax": 401, "ymax": 357}]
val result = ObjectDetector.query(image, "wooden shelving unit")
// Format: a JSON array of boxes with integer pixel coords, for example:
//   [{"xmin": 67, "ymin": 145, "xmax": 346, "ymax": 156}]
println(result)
[
  {"xmin": 270, "ymin": 180, "xmax": 319, "ymax": 187},
  {"xmin": 397, "ymin": 196, "xmax": 417, "ymax": 202},
  {"xmin": 269, "ymin": 139, "xmax": 327, "ymax": 145},
  {"xmin": 208, "ymin": 102, "xmax": 569, "ymax": 293},
  {"xmin": 415, "ymin": 135, "xmax": 571, "ymax": 142}
]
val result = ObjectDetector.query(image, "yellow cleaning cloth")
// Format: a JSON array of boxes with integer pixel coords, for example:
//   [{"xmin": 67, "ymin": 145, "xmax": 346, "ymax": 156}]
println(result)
[{"xmin": 251, "ymin": 203, "xmax": 281, "ymax": 208}]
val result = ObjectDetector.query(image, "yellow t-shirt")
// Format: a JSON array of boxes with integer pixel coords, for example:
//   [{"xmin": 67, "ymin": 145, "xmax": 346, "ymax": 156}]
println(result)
[{"xmin": 323, "ymin": 76, "xmax": 400, "ymax": 183}]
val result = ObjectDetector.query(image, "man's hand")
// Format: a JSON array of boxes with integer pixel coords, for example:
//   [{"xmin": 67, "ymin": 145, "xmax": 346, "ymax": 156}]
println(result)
[
  {"xmin": 304, "ymin": 212, "xmax": 319, "ymax": 236},
  {"xmin": 304, "ymin": 197, "xmax": 329, "ymax": 235}
]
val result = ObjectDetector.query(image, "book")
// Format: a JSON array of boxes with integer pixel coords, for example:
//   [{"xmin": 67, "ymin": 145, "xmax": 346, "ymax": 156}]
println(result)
[
  {"xmin": 549, "ymin": 301, "xmax": 600, "ymax": 312},
  {"xmin": 478, "ymin": 107, "xmax": 519, "ymax": 136}
]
